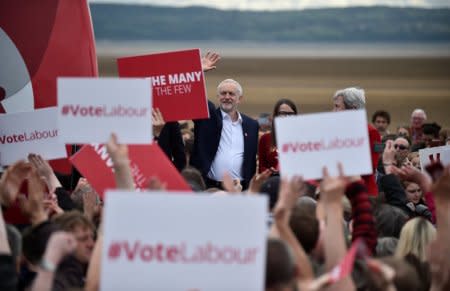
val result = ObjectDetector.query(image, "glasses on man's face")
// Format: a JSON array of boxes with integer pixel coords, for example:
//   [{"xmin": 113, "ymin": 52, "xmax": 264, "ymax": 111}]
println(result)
[
  {"xmin": 394, "ymin": 144, "xmax": 408, "ymax": 150},
  {"xmin": 277, "ymin": 111, "xmax": 296, "ymax": 116}
]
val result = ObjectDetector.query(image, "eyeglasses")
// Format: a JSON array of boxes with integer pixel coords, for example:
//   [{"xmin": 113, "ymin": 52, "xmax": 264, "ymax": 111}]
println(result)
[
  {"xmin": 394, "ymin": 144, "xmax": 408, "ymax": 150},
  {"xmin": 277, "ymin": 111, "xmax": 296, "ymax": 116}
]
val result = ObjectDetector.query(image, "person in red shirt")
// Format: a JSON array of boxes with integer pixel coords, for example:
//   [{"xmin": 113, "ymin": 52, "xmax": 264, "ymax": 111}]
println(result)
[
  {"xmin": 332, "ymin": 87, "xmax": 381, "ymax": 196},
  {"xmin": 258, "ymin": 99, "xmax": 298, "ymax": 174}
]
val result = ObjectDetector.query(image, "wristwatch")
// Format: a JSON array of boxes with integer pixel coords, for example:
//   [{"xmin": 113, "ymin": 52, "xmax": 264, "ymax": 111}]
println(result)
[{"xmin": 39, "ymin": 258, "xmax": 57, "ymax": 272}]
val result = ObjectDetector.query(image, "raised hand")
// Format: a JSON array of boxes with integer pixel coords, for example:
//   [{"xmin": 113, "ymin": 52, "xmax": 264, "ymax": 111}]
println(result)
[
  {"xmin": 320, "ymin": 163, "xmax": 346, "ymax": 206},
  {"xmin": 28, "ymin": 153, "xmax": 62, "ymax": 193},
  {"xmin": 43, "ymin": 231, "xmax": 77, "ymax": 266},
  {"xmin": 273, "ymin": 175, "xmax": 304, "ymax": 225},
  {"xmin": 382, "ymin": 140, "xmax": 396, "ymax": 174},
  {"xmin": 106, "ymin": 133, "xmax": 129, "ymax": 167},
  {"xmin": 201, "ymin": 51, "xmax": 220, "ymax": 72},
  {"xmin": 83, "ymin": 188, "xmax": 99, "ymax": 220},
  {"xmin": 147, "ymin": 176, "xmax": 167, "ymax": 191},
  {"xmin": 0, "ymin": 160, "xmax": 32, "ymax": 207},
  {"xmin": 431, "ymin": 165, "xmax": 450, "ymax": 203},
  {"xmin": 18, "ymin": 168, "xmax": 48, "ymax": 225},
  {"xmin": 391, "ymin": 164, "xmax": 432, "ymax": 192},
  {"xmin": 247, "ymin": 169, "xmax": 272, "ymax": 194},
  {"xmin": 106, "ymin": 133, "xmax": 134, "ymax": 190},
  {"xmin": 152, "ymin": 108, "xmax": 165, "ymax": 138},
  {"xmin": 221, "ymin": 172, "xmax": 242, "ymax": 193},
  {"xmin": 43, "ymin": 198, "xmax": 64, "ymax": 216}
]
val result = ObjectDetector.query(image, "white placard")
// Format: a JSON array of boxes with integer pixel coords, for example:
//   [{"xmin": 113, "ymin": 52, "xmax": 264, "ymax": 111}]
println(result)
[
  {"xmin": 419, "ymin": 145, "xmax": 450, "ymax": 171},
  {"xmin": 275, "ymin": 110, "xmax": 372, "ymax": 179},
  {"xmin": 0, "ymin": 107, "xmax": 67, "ymax": 166},
  {"xmin": 101, "ymin": 191, "xmax": 268, "ymax": 291},
  {"xmin": 57, "ymin": 78, "xmax": 152, "ymax": 144}
]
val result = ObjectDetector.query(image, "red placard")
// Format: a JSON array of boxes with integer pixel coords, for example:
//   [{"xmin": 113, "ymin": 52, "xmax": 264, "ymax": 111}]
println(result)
[
  {"xmin": 70, "ymin": 143, "xmax": 192, "ymax": 198},
  {"xmin": 0, "ymin": 0, "xmax": 98, "ymax": 174},
  {"xmin": 117, "ymin": 49, "xmax": 209, "ymax": 122}
]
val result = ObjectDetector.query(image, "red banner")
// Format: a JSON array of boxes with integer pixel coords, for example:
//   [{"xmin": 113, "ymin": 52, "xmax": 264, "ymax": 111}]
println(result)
[
  {"xmin": 117, "ymin": 49, "xmax": 209, "ymax": 122},
  {"xmin": 0, "ymin": 0, "xmax": 98, "ymax": 173},
  {"xmin": 70, "ymin": 143, "xmax": 192, "ymax": 198}
]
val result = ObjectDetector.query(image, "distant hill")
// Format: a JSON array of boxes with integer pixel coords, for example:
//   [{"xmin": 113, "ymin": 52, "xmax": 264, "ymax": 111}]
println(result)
[{"xmin": 89, "ymin": 4, "xmax": 450, "ymax": 42}]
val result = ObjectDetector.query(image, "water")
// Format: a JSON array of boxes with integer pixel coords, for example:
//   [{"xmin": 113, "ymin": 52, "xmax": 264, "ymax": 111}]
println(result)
[{"xmin": 96, "ymin": 40, "xmax": 450, "ymax": 58}]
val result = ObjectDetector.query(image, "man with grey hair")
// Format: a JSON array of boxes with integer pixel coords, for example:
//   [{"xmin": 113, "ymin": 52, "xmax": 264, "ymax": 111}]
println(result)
[
  {"xmin": 332, "ymin": 87, "xmax": 366, "ymax": 111},
  {"xmin": 332, "ymin": 87, "xmax": 381, "ymax": 195},
  {"xmin": 191, "ymin": 78, "xmax": 259, "ymax": 190},
  {"xmin": 410, "ymin": 108, "xmax": 427, "ymax": 144}
]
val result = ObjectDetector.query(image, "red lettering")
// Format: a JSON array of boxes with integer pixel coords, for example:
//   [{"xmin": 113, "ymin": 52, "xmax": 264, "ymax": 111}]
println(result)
[
  {"xmin": 166, "ymin": 246, "xmax": 179, "ymax": 262},
  {"xmin": 69, "ymin": 105, "xmax": 80, "ymax": 115},
  {"xmin": 140, "ymin": 245, "xmax": 153, "ymax": 262},
  {"xmin": 123, "ymin": 241, "xmax": 140, "ymax": 260},
  {"xmin": 155, "ymin": 243, "xmax": 164, "ymax": 262},
  {"xmin": 95, "ymin": 107, "xmax": 102, "ymax": 116}
]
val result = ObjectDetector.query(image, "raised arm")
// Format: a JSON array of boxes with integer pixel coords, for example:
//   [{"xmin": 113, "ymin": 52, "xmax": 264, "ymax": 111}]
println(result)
[
  {"xmin": 31, "ymin": 232, "xmax": 77, "ymax": 291},
  {"xmin": 28, "ymin": 153, "xmax": 62, "ymax": 192},
  {"xmin": 201, "ymin": 51, "xmax": 220, "ymax": 72},
  {"xmin": 106, "ymin": 133, "xmax": 134, "ymax": 190},
  {"xmin": 428, "ymin": 165, "xmax": 450, "ymax": 291},
  {"xmin": 321, "ymin": 164, "xmax": 355, "ymax": 291},
  {"xmin": 18, "ymin": 167, "xmax": 48, "ymax": 226},
  {"xmin": 273, "ymin": 175, "xmax": 314, "ymax": 280}
]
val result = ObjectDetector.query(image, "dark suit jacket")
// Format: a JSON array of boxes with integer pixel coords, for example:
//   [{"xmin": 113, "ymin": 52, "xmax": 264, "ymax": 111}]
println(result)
[
  {"xmin": 191, "ymin": 101, "xmax": 259, "ymax": 184},
  {"xmin": 157, "ymin": 121, "xmax": 186, "ymax": 172}
]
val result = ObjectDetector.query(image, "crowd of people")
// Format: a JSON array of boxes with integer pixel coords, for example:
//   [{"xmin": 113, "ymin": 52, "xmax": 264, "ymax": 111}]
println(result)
[{"xmin": 0, "ymin": 52, "xmax": 449, "ymax": 291}]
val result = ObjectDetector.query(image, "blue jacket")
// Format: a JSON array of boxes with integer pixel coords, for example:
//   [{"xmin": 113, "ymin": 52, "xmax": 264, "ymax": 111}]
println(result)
[{"xmin": 191, "ymin": 101, "xmax": 259, "ymax": 184}]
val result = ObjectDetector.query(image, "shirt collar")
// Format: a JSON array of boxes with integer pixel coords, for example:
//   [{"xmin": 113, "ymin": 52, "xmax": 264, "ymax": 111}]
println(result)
[{"xmin": 221, "ymin": 109, "xmax": 243, "ymax": 124}]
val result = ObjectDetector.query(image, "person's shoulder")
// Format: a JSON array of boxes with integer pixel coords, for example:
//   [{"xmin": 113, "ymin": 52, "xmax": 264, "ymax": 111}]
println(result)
[
  {"xmin": 241, "ymin": 113, "xmax": 258, "ymax": 125},
  {"xmin": 260, "ymin": 132, "xmax": 272, "ymax": 142},
  {"xmin": 368, "ymin": 124, "xmax": 381, "ymax": 140}
]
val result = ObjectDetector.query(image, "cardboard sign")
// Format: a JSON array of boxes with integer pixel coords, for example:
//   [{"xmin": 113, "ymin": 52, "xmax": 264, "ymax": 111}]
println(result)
[
  {"xmin": 0, "ymin": 107, "xmax": 67, "ymax": 166},
  {"xmin": 419, "ymin": 145, "xmax": 450, "ymax": 171},
  {"xmin": 275, "ymin": 110, "xmax": 372, "ymax": 179},
  {"xmin": 57, "ymin": 78, "xmax": 152, "ymax": 144},
  {"xmin": 117, "ymin": 49, "xmax": 209, "ymax": 122},
  {"xmin": 69, "ymin": 143, "xmax": 191, "ymax": 198},
  {"xmin": 101, "ymin": 191, "xmax": 268, "ymax": 291},
  {"xmin": 0, "ymin": 1, "xmax": 98, "ymax": 173}
]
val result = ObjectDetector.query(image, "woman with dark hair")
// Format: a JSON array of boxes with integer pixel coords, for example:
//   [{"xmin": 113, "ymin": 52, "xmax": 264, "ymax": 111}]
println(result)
[{"xmin": 258, "ymin": 98, "xmax": 298, "ymax": 174}]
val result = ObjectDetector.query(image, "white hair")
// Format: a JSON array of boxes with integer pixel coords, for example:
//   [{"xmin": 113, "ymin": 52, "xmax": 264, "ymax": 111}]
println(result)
[
  {"xmin": 217, "ymin": 79, "xmax": 243, "ymax": 97},
  {"xmin": 333, "ymin": 87, "xmax": 366, "ymax": 109},
  {"xmin": 411, "ymin": 109, "xmax": 427, "ymax": 120}
]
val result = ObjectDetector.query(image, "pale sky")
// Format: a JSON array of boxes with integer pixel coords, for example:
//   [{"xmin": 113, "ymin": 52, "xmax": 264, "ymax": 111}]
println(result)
[{"xmin": 90, "ymin": 0, "xmax": 450, "ymax": 10}]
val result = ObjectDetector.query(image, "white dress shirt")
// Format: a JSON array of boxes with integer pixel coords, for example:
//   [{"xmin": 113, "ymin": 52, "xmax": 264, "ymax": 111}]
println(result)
[{"xmin": 208, "ymin": 110, "xmax": 244, "ymax": 181}]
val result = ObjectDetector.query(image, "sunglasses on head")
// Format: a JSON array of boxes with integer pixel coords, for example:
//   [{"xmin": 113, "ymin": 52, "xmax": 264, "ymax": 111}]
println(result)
[
  {"xmin": 277, "ymin": 111, "xmax": 296, "ymax": 116},
  {"xmin": 394, "ymin": 144, "xmax": 408, "ymax": 150}
]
